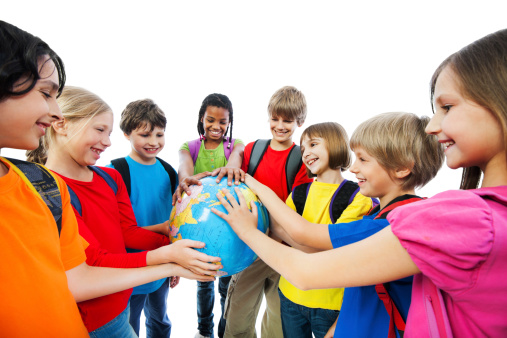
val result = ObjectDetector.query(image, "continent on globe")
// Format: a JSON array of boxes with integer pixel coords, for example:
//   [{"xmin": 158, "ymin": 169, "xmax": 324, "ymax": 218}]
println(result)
[{"xmin": 169, "ymin": 176, "xmax": 269, "ymax": 276}]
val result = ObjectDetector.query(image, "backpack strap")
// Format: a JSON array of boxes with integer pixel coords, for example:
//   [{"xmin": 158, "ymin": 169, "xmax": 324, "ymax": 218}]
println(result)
[
  {"xmin": 3, "ymin": 157, "xmax": 63, "ymax": 236},
  {"xmin": 291, "ymin": 182, "xmax": 312, "ymax": 216},
  {"xmin": 156, "ymin": 157, "xmax": 178, "ymax": 193},
  {"xmin": 223, "ymin": 138, "xmax": 235, "ymax": 161},
  {"xmin": 375, "ymin": 283, "xmax": 406, "ymax": 338},
  {"xmin": 68, "ymin": 166, "xmax": 118, "ymax": 217},
  {"xmin": 285, "ymin": 144, "xmax": 303, "ymax": 193},
  {"xmin": 111, "ymin": 157, "xmax": 131, "ymax": 196},
  {"xmin": 247, "ymin": 139, "xmax": 270, "ymax": 176},
  {"xmin": 188, "ymin": 139, "xmax": 202, "ymax": 165},
  {"xmin": 329, "ymin": 180, "xmax": 360, "ymax": 223}
]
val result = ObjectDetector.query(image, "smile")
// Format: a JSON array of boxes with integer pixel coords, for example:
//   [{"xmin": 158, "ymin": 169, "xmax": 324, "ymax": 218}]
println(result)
[
  {"xmin": 307, "ymin": 158, "xmax": 318, "ymax": 165},
  {"xmin": 91, "ymin": 148, "xmax": 103, "ymax": 155},
  {"xmin": 442, "ymin": 140, "xmax": 455, "ymax": 149}
]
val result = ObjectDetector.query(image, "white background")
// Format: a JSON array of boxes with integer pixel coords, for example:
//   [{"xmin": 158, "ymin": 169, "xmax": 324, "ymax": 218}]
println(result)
[{"xmin": 3, "ymin": 1, "xmax": 506, "ymax": 337}]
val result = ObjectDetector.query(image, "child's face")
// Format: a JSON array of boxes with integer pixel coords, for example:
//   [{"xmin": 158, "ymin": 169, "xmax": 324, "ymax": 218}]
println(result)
[
  {"xmin": 201, "ymin": 106, "xmax": 230, "ymax": 142},
  {"xmin": 126, "ymin": 124, "xmax": 165, "ymax": 164},
  {"xmin": 269, "ymin": 115, "xmax": 300, "ymax": 145},
  {"xmin": 0, "ymin": 57, "xmax": 62, "ymax": 150},
  {"xmin": 350, "ymin": 147, "xmax": 399, "ymax": 206},
  {"xmin": 426, "ymin": 66, "xmax": 504, "ymax": 171},
  {"xmin": 301, "ymin": 135, "xmax": 330, "ymax": 176},
  {"xmin": 64, "ymin": 111, "xmax": 113, "ymax": 166}
]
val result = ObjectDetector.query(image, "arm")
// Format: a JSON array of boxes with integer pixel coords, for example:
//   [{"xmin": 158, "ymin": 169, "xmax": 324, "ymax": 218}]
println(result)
[
  {"xmin": 212, "ymin": 141, "xmax": 246, "ymax": 186},
  {"xmin": 212, "ymin": 188, "xmax": 420, "ymax": 290},
  {"xmin": 66, "ymin": 262, "xmax": 215, "ymax": 303},
  {"xmin": 324, "ymin": 318, "xmax": 337, "ymax": 338},
  {"xmin": 172, "ymin": 149, "xmax": 211, "ymax": 205},
  {"xmin": 246, "ymin": 175, "xmax": 333, "ymax": 250},
  {"xmin": 142, "ymin": 220, "xmax": 169, "ymax": 236}
]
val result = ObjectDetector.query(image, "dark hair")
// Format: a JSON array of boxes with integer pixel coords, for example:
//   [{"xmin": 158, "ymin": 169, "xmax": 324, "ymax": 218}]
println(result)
[
  {"xmin": 197, "ymin": 93, "xmax": 234, "ymax": 147},
  {"xmin": 430, "ymin": 29, "xmax": 507, "ymax": 190},
  {"xmin": 120, "ymin": 99, "xmax": 167, "ymax": 135},
  {"xmin": 0, "ymin": 20, "xmax": 65, "ymax": 102}
]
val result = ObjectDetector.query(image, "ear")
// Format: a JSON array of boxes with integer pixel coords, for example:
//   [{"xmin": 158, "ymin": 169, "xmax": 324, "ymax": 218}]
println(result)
[
  {"xmin": 394, "ymin": 167, "xmax": 412, "ymax": 179},
  {"xmin": 52, "ymin": 118, "xmax": 68, "ymax": 136},
  {"xmin": 124, "ymin": 132, "xmax": 130, "ymax": 141},
  {"xmin": 297, "ymin": 120, "xmax": 304, "ymax": 128}
]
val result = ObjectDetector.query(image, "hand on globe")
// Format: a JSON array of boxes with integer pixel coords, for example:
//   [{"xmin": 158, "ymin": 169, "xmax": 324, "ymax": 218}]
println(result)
[
  {"xmin": 211, "ymin": 167, "xmax": 245, "ymax": 186},
  {"xmin": 212, "ymin": 187, "xmax": 260, "ymax": 239},
  {"xmin": 166, "ymin": 263, "xmax": 216, "ymax": 283},
  {"xmin": 172, "ymin": 172, "xmax": 212, "ymax": 206}
]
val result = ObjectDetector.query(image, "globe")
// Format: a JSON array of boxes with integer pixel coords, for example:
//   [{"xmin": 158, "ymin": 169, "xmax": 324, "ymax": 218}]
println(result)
[{"xmin": 169, "ymin": 176, "xmax": 269, "ymax": 276}]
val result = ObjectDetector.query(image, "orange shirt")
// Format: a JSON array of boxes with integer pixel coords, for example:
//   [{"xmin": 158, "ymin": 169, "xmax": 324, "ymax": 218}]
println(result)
[{"xmin": 0, "ymin": 158, "xmax": 89, "ymax": 337}]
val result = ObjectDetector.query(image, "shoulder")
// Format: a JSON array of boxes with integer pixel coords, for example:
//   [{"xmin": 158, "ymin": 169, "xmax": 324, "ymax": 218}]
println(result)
[{"xmin": 233, "ymin": 139, "xmax": 244, "ymax": 145}]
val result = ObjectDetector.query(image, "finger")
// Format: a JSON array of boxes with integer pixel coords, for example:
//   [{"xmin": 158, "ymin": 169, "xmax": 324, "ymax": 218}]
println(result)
[
  {"xmin": 222, "ymin": 188, "xmax": 240, "ymax": 208},
  {"xmin": 239, "ymin": 169, "xmax": 246, "ymax": 183},
  {"xmin": 215, "ymin": 191, "xmax": 233, "ymax": 213},
  {"xmin": 234, "ymin": 169, "xmax": 241, "ymax": 185},
  {"xmin": 179, "ymin": 239, "xmax": 206, "ymax": 249},
  {"xmin": 234, "ymin": 187, "xmax": 248, "ymax": 208},
  {"xmin": 250, "ymin": 200, "xmax": 259, "ymax": 218},
  {"xmin": 211, "ymin": 207, "xmax": 228, "ymax": 220},
  {"xmin": 227, "ymin": 170, "xmax": 234, "ymax": 186},
  {"xmin": 213, "ymin": 168, "xmax": 223, "ymax": 182}
]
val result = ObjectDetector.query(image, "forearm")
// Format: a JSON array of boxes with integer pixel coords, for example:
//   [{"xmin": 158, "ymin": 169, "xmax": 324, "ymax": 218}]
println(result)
[
  {"xmin": 67, "ymin": 263, "xmax": 176, "ymax": 302},
  {"xmin": 225, "ymin": 143, "xmax": 245, "ymax": 168}
]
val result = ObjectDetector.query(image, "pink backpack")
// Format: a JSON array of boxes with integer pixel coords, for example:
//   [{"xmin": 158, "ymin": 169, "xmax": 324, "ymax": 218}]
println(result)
[{"xmin": 421, "ymin": 275, "xmax": 453, "ymax": 337}]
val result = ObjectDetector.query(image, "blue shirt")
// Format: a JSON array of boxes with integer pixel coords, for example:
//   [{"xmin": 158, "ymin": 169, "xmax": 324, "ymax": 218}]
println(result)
[
  {"xmin": 328, "ymin": 212, "xmax": 412, "ymax": 338},
  {"xmin": 108, "ymin": 156, "xmax": 176, "ymax": 294}
]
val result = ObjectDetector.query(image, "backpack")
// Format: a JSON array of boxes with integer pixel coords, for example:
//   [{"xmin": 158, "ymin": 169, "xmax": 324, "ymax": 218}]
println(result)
[
  {"xmin": 188, "ymin": 138, "xmax": 235, "ymax": 165},
  {"xmin": 2, "ymin": 157, "xmax": 63, "ymax": 236},
  {"xmin": 372, "ymin": 195, "xmax": 425, "ymax": 338},
  {"xmin": 247, "ymin": 139, "xmax": 302, "ymax": 193},
  {"xmin": 291, "ymin": 180, "xmax": 361, "ymax": 223},
  {"xmin": 110, "ymin": 157, "xmax": 177, "ymax": 197},
  {"xmin": 67, "ymin": 166, "xmax": 118, "ymax": 217}
]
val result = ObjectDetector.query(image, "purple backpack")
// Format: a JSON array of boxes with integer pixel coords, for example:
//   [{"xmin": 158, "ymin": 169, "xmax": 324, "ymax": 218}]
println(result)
[{"xmin": 188, "ymin": 137, "xmax": 235, "ymax": 165}]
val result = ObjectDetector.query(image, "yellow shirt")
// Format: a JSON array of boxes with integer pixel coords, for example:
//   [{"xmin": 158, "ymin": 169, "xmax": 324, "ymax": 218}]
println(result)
[{"xmin": 279, "ymin": 180, "xmax": 372, "ymax": 310}]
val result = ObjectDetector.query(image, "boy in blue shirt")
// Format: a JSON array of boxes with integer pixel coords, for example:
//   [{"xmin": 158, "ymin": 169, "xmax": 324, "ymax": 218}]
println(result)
[{"xmin": 108, "ymin": 99, "xmax": 178, "ymax": 338}]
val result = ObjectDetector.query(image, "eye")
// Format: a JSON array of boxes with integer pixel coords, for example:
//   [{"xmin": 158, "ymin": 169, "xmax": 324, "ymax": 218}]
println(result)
[
  {"xmin": 441, "ymin": 105, "xmax": 452, "ymax": 112},
  {"xmin": 359, "ymin": 157, "xmax": 366, "ymax": 162},
  {"xmin": 141, "ymin": 134, "xmax": 149, "ymax": 138},
  {"xmin": 283, "ymin": 120, "xmax": 293, "ymax": 124},
  {"xmin": 41, "ymin": 91, "xmax": 51, "ymax": 98},
  {"xmin": 96, "ymin": 128, "xmax": 104, "ymax": 132}
]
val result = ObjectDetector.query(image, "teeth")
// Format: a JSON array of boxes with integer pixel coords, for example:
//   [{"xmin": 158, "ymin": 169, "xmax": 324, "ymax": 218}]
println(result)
[
  {"xmin": 442, "ymin": 141, "xmax": 455, "ymax": 149},
  {"xmin": 92, "ymin": 148, "xmax": 102, "ymax": 154},
  {"xmin": 307, "ymin": 159, "xmax": 317, "ymax": 165}
]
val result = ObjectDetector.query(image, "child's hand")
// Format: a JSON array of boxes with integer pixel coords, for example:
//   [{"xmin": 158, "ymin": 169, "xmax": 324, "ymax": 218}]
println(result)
[
  {"xmin": 168, "ymin": 264, "xmax": 216, "ymax": 283},
  {"xmin": 168, "ymin": 239, "xmax": 222, "ymax": 276},
  {"xmin": 169, "ymin": 276, "xmax": 180, "ymax": 288},
  {"xmin": 244, "ymin": 174, "xmax": 261, "ymax": 195},
  {"xmin": 212, "ymin": 187, "xmax": 259, "ymax": 239},
  {"xmin": 211, "ymin": 167, "xmax": 245, "ymax": 186},
  {"xmin": 172, "ymin": 172, "xmax": 212, "ymax": 206}
]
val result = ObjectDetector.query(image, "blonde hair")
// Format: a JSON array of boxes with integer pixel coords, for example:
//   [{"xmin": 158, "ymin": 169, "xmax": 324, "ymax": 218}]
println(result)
[
  {"xmin": 300, "ymin": 122, "xmax": 351, "ymax": 178},
  {"xmin": 350, "ymin": 112, "xmax": 444, "ymax": 190},
  {"xmin": 267, "ymin": 86, "xmax": 307, "ymax": 125},
  {"xmin": 430, "ymin": 29, "xmax": 507, "ymax": 189},
  {"xmin": 26, "ymin": 86, "xmax": 111, "ymax": 164}
]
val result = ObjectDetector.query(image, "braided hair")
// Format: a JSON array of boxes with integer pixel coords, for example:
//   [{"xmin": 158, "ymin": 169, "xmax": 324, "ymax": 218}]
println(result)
[{"xmin": 197, "ymin": 93, "xmax": 234, "ymax": 148}]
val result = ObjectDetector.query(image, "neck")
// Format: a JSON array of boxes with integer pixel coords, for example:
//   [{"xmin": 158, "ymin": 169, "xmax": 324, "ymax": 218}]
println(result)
[
  {"xmin": 270, "ymin": 138, "xmax": 293, "ymax": 151},
  {"xmin": 129, "ymin": 151, "xmax": 156, "ymax": 165},
  {"xmin": 45, "ymin": 146, "xmax": 93, "ymax": 182},
  {"xmin": 316, "ymin": 168, "xmax": 344, "ymax": 185},
  {"xmin": 481, "ymin": 154, "xmax": 507, "ymax": 188},
  {"xmin": 204, "ymin": 138, "xmax": 222, "ymax": 150},
  {"xmin": 378, "ymin": 188, "xmax": 416, "ymax": 210},
  {"xmin": 0, "ymin": 157, "xmax": 8, "ymax": 178}
]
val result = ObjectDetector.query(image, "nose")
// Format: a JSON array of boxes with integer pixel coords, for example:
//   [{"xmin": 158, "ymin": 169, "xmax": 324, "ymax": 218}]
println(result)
[
  {"xmin": 349, "ymin": 158, "xmax": 359, "ymax": 174},
  {"xmin": 425, "ymin": 112, "xmax": 443, "ymax": 135},
  {"xmin": 302, "ymin": 147, "xmax": 310, "ymax": 158},
  {"xmin": 50, "ymin": 99, "xmax": 63, "ymax": 121},
  {"xmin": 102, "ymin": 134, "xmax": 112, "ymax": 148}
]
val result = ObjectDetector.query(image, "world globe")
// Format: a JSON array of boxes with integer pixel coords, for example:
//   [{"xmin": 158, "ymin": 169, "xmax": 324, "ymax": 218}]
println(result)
[{"xmin": 169, "ymin": 176, "xmax": 269, "ymax": 276}]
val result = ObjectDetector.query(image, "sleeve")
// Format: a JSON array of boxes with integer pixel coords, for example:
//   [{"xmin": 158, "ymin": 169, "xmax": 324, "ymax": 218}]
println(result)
[
  {"xmin": 179, "ymin": 141, "xmax": 190, "ymax": 152},
  {"xmin": 57, "ymin": 178, "xmax": 88, "ymax": 271},
  {"xmin": 388, "ymin": 190, "xmax": 494, "ymax": 293},
  {"xmin": 105, "ymin": 168, "xmax": 170, "ymax": 250},
  {"xmin": 105, "ymin": 163, "xmax": 113, "ymax": 169},
  {"xmin": 285, "ymin": 192, "xmax": 297, "ymax": 211},
  {"xmin": 241, "ymin": 142, "xmax": 254, "ymax": 172},
  {"xmin": 233, "ymin": 139, "xmax": 244, "ymax": 145},
  {"xmin": 328, "ymin": 218, "xmax": 390, "ymax": 249},
  {"xmin": 292, "ymin": 162, "xmax": 313, "ymax": 189},
  {"xmin": 336, "ymin": 192, "xmax": 372, "ymax": 224}
]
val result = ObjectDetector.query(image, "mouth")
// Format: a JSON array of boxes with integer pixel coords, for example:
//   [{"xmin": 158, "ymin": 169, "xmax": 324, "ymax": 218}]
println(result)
[
  {"xmin": 208, "ymin": 130, "xmax": 223, "ymax": 138},
  {"xmin": 306, "ymin": 158, "xmax": 318, "ymax": 166},
  {"xmin": 144, "ymin": 147, "xmax": 159, "ymax": 153},
  {"xmin": 356, "ymin": 178, "xmax": 366, "ymax": 185},
  {"xmin": 273, "ymin": 129, "xmax": 288, "ymax": 136},
  {"xmin": 91, "ymin": 147, "xmax": 104, "ymax": 157},
  {"xmin": 440, "ymin": 140, "xmax": 455, "ymax": 151},
  {"xmin": 36, "ymin": 122, "xmax": 51, "ymax": 134}
]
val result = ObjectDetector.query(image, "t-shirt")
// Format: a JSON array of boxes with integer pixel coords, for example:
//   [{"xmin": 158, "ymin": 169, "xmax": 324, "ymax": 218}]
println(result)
[
  {"xmin": 0, "ymin": 158, "xmax": 89, "ymax": 337},
  {"xmin": 329, "ymin": 195, "xmax": 416, "ymax": 338},
  {"xmin": 241, "ymin": 141, "xmax": 312, "ymax": 201},
  {"xmin": 389, "ymin": 187, "xmax": 507, "ymax": 337},
  {"xmin": 180, "ymin": 139, "xmax": 243, "ymax": 174},
  {"xmin": 107, "ymin": 156, "xmax": 176, "ymax": 294},
  {"xmin": 58, "ymin": 166, "xmax": 170, "ymax": 332},
  {"xmin": 279, "ymin": 180, "xmax": 373, "ymax": 310}
]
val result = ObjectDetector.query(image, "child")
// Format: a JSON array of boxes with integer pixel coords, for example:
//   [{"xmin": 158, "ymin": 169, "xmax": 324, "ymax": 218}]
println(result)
[
  {"xmin": 0, "ymin": 20, "xmax": 217, "ymax": 337},
  {"xmin": 223, "ymin": 86, "xmax": 312, "ymax": 338},
  {"xmin": 108, "ymin": 98, "xmax": 177, "ymax": 337},
  {"xmin": 261, "ymin": 113, "xmax": 443, "ymax": 337},
  {"xmin": 177, "ymin": 93, "xmax": 244, "ymax": 338},
  {"xmin": 33, "ymin": 85, "xmax": 221, "ymax": 336},
  {"xmin": 279, "ymin": 122, "xmax": 374, "ymax": 338},
  {"xmin": 215, "ymin": 29, "xmax": 507, "ymax": 336}
]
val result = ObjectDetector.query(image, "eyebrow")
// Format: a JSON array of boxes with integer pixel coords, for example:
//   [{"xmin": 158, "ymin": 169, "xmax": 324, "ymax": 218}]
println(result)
[{"xmin": 38, "ymin": 79, "xmax": 59, "ymax": 92}]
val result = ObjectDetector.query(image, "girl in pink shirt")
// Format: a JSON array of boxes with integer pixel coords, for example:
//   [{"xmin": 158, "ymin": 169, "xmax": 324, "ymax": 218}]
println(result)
[{"xmin": 214, "ymin": 29, "xmax": 507, "ymax": 337}]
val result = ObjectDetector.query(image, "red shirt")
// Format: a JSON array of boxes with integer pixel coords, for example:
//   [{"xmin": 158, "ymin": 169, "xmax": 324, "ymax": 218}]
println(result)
[
  {"xmin": 241, "ymin": 141, "xmax": 312, "ymax": 201},
  {"xmin": 56, "ymin": 167, "xmax": 170, "ymax": 332}
]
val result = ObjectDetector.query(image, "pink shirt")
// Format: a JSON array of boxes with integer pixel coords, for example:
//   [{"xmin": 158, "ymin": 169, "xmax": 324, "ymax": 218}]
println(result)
[{"xmin": 389, "ymin": 186, "xmax": 507, "ymax": 337}]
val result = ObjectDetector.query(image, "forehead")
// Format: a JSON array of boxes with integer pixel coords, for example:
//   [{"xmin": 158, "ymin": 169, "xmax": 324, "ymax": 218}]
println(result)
[
  {"xmin": 204, "ymin": 106, "xmax": 229, "ymax": 118},
  {"xmin": 434, "ymin": 66, "xmax": 461, "ymax": 100},
  {"xmin": 134, "ymin": 123, "xmax": 165, "ymax": 132}
]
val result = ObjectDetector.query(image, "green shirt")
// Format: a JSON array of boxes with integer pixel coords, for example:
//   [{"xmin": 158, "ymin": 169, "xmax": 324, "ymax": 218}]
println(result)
[{"xmin": 180, "ymin": 139, "xmax": 243, "ymax": 174}]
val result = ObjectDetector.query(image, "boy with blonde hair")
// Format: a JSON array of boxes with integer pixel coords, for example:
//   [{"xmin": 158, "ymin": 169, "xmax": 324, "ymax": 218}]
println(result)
[
  {"xmin": 223, "ymin": 86, "xmax": 312, "ymax": 338},
  {"xmin": 216, "ymin": 112, "xmax": 444, "ymax": 338}
]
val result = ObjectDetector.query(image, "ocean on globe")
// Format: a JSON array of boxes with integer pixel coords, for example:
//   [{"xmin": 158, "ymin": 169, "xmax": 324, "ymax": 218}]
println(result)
[{"xmin": 169, "ymin": 176, "xmax": 269, "ymax": 276}]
